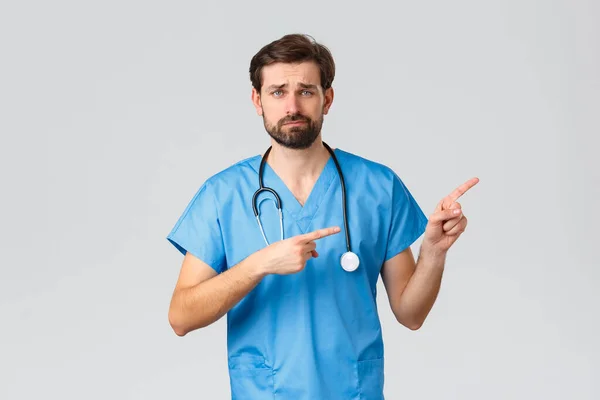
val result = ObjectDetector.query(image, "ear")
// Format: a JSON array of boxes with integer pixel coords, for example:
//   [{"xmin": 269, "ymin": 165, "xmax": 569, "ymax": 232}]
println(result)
[
  {"xmin": 323, "ymin": 87, "xmax": 334, "ymax": 115},
  {"xmin": 251, "ymin": 88, "xmax": 263, "ymax": 116}
]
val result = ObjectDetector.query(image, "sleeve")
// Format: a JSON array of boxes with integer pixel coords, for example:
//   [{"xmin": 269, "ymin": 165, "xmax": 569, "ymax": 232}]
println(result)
[
  {"xmin": 166, "ymin": 181, "xmax": 227, "ymax": 274},
  {"xmin": 384, "ymin": 172, "xmax": 429, "ymax": 261}
]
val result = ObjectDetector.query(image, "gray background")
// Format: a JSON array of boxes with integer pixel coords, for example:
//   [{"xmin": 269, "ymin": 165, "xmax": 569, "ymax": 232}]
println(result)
[{"xmin": 1, "ymin": 0, "xmax": 598, "ymax": 399}]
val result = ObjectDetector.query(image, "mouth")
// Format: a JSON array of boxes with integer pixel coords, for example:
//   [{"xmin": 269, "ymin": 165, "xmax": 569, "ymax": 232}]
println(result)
[{"xmin": 283, "ymin": 120, "xmax": 307, "ymax": 126}]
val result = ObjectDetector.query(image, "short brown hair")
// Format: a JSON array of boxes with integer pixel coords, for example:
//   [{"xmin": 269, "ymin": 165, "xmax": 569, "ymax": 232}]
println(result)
[{"xmin": 249, "ymin": 33, "xmax": 336, "ymax": 92}]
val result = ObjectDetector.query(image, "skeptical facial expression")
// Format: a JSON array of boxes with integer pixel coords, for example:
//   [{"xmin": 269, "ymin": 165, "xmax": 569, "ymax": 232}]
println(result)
[{"xmin": 252, "ymin": 61, "xmax": 334, "ymax": 149}]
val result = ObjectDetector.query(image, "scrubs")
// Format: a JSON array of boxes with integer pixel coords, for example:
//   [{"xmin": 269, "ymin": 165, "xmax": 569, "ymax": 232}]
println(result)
[{"xmin": 167, "ymin": 148, "xmax": 428, "ymax": 399}]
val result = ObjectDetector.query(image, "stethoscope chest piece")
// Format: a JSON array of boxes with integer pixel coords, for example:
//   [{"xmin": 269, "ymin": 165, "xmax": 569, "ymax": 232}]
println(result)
[{"xmin": 340, "ymin": 251, "xmax": 360, "ymax": 272}]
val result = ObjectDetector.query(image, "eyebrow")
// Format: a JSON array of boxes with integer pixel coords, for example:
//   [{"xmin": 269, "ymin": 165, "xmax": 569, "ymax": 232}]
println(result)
[
  {"xmin": 299, "ymin": 83, "xmax": 318, "ymax": 90},
  {"xmin": 266, "ymin": 83, "xmax": 319, "ymax": 91}
]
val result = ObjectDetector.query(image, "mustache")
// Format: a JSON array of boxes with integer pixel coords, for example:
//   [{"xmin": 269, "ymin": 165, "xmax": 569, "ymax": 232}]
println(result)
[{"xmin": 280, "ymin": 114, "xmax": 310, "ymax": 124}]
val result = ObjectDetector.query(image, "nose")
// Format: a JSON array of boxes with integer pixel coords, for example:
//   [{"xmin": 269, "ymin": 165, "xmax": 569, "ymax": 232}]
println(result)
[{"xmin": 285, "ymin": 93, "xmax": 300, "ymax": 115}]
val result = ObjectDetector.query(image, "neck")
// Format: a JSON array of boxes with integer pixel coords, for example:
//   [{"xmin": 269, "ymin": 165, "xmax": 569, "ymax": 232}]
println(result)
[{"xmin": 265, "ymin": 137, "xmax": 331, "ymax": 182}]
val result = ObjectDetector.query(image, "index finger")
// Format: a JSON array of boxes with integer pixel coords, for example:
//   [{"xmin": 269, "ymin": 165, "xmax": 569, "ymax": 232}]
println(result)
[
  {"xmin": 299, "ymin": 226, "xmax": 341, "ymax": 242},
  {"xmin": 446, "ymin": 177, "xmax": 479, "ymax": 203}
]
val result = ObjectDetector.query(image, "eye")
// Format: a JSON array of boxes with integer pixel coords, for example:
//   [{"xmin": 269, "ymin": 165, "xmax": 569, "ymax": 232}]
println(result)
[
  {"xmin": 272, "ymin": 90, "xmax": 283, "ymax": 97},
  {"xmin": 301, "ymin": 90, "xmax": 313, "ymax": 96}
]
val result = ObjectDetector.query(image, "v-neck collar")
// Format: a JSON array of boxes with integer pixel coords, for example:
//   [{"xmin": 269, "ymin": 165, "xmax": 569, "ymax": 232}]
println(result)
[{"xmin": 250, "ymin": 149, "xmax": 340, "ymax": 233}]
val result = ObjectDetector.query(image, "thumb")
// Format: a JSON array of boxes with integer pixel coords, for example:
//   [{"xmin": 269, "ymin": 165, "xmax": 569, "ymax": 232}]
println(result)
[{"xmin": 429, "ymin": 208, "xmax": 462, "ymax": 225}]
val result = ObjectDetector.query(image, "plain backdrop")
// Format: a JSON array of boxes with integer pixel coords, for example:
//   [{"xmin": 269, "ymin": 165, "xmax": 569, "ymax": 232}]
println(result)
[{"xmin": 1, "ymin": 1, "xmax": 598, "ymax": 399}]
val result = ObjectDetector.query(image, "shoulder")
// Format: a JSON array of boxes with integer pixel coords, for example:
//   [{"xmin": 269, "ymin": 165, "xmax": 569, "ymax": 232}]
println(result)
[
  {"xmin": 335, "ymin": 148, "xmax": 404, "ymax": 193},
  {"xmin": 335, "ymin": 147, "xmax": 422, "ymax": 209},
  {"xmin": 335, "ymin": 148, "xmax": 397, "ymax": 179},
  {"xmin": 179, "ymin": 154, "xmax": 262, "ymax": 214},
  {"xmin": 201, "ymin": 154, "xmax": 262, "ymax": 193}
]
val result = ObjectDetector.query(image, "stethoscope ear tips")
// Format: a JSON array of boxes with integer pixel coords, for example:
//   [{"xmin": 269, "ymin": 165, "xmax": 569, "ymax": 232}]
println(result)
[{"xmin": 340, "ymin": 251, "xmax": 360, "ymax": 272}]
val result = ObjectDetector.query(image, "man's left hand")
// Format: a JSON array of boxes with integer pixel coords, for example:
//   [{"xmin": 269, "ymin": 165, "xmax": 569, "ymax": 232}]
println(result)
[{"xmin": 422, "ymin": 177, "xmax": 479, "ymax": 256}]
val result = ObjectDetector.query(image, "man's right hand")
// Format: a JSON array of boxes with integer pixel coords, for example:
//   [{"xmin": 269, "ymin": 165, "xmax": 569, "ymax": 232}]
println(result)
[
  {"xmin": 258, "ymin": 226, "xmax": 342, "ymax": 275},
  {"xmin": 168, "ymin": 226, "xmax": 342, "ymax": 336}
]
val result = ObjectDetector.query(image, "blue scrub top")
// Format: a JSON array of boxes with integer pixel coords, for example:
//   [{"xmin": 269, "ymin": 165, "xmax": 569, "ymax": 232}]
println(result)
[{"xmin": 167, "ymin": 148, "xmax": 428, "ymax": 399}]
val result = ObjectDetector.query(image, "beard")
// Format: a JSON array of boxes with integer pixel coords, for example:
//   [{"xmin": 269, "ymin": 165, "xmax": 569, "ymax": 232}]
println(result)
[{"xmin": 263, "ymin": 112, "xmax": 323, "ymax": 150}]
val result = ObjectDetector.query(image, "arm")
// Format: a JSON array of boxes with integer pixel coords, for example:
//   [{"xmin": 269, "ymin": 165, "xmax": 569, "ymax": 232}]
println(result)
[
  {"xmin": 168, "ymin": 226, "xmax": 341, "ymax": 336},
  {"xmin": 168, "ymin": 251, "xmax": 267, "ymax": 336},
  {"xmin": 381, "ymin": 177, "xmax": 478, "ymax": 330},
  {"xmin": 381, "ymin": 246, "xmax": 446, "ymax": 331}
]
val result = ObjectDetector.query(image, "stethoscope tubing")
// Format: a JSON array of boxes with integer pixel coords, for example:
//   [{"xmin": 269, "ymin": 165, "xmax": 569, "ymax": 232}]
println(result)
[{"xmin": 251, "ymin": 142, "xmax": 358, "ymax": 271}]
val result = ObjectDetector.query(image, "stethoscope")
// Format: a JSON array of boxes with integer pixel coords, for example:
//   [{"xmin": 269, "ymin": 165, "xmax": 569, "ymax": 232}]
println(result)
[{"xmin": 252, "ymin": 142, "xmax": 360, "ymax": 272}]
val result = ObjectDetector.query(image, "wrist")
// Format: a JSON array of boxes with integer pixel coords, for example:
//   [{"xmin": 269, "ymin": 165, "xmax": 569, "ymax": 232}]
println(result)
[
  {"xmin": 419, "ymin": 242, "xmax": 447, "ymax": 265},
  {"xmin": 247, "ymin": 250, "xmax": 271, "ymax": 279}
]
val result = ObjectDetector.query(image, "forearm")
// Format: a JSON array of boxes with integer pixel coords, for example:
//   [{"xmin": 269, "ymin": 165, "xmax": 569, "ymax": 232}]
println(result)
[
  {"xmin": 169, "ymin": 253, "xmax": 267, "ymax": 336},
  {"xmin": 396, "ymin": 246, "xmax": 447, "ymax": 329}
]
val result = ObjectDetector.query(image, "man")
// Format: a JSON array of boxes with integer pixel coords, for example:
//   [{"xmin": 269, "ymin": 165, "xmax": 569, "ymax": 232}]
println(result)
[{"xmin": 166, "ymin": 33, "xmax": 478, "ymax": 399}]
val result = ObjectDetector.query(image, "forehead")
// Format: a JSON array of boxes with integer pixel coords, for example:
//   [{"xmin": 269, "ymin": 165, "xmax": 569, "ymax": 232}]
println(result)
[{"xmin": 261, "ymin": 61, "xmax": 321, "ymax": 88}]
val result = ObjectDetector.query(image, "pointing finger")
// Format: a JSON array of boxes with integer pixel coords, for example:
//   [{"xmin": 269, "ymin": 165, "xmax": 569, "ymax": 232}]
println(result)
[
  {"xmin": 447, "ymin": 177, "xmax": 479, "ymax": 203},
  {"xmin": 300, "ymin": 226, "xmax": 341, "ymax": 242},
  {"xmin": 441, "ymin": 177, "xmax": 479, "ymax": 209}
]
